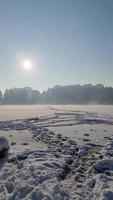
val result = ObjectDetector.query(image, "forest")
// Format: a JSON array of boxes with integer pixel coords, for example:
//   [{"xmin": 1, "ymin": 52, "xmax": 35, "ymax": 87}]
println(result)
[{"xmin": 0, "ymin": 84, "xmax": 113, "ymax": 105}]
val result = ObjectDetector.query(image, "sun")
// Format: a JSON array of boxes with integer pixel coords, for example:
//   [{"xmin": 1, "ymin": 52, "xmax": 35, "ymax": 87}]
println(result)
[{"xmin": 23, "ymin": 60, "xmax": 32, "ymax": 70}]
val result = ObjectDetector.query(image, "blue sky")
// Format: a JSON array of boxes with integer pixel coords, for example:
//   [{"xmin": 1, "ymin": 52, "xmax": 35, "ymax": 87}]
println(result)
[{"xmin": 0, "ymin": 0, "xmax": 113, "ymax": 91}]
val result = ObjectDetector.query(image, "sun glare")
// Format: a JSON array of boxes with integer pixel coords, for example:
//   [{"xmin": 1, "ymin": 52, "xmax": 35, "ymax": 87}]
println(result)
[{"xmin": 23, "ymin": 60, "xmax": 32, "ymax": 70}]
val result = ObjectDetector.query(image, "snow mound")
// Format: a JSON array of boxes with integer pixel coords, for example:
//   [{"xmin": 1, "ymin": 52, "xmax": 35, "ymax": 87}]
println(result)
[{"xmin": 93, "ymin": 159, "xmax": 113, "ymax": 172}]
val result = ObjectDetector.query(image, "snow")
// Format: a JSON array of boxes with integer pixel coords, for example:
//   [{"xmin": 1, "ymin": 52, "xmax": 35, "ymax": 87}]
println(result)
[{"xmin": 0, "ymin": 105, "xmax": 113, "ymax": 199}]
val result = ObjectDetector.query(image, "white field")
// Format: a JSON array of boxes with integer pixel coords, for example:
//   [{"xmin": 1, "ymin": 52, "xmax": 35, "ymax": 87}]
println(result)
[
  {"xmin": 0, "ymin": 105, "xmax": 113, "ymax": 121},
  {"xmin": 0, "ymin": 105, "xmax": 113, "ymax": 145},
  {"xmin": 0, "ymin": 105, "xmax": 113, "ymax": 199}
]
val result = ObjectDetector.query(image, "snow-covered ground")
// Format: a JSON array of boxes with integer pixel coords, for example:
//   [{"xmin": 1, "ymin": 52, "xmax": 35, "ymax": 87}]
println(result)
[{"xmin": 0, "ymin": 105, "xmax": 113, "ymax": 199}]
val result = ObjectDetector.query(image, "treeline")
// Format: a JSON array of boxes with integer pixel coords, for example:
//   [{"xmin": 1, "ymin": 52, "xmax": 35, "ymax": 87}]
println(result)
[{"xmin": 0, "ymin": 84, "xmax": 113, "ymax": 105}]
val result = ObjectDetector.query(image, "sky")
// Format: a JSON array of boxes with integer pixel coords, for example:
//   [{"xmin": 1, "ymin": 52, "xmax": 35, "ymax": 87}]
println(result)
[{"xmin": 0, "ymin": 0, "xmax": 113, "ymax": 91}]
